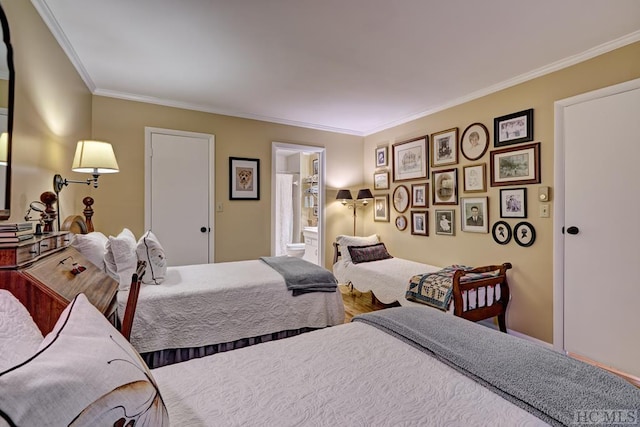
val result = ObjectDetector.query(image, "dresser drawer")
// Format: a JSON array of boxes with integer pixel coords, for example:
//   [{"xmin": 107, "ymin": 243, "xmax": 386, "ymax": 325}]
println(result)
[
  {"xmin": 58, "ymin": 234, "xmax": 72, "ymax": 248},
  {"xmin": 16, "ymin": 243, "xmax": 40, "ymax": 265},
  {"xmin": 39, "ymin": 236, "xmax": 58, "ymax": 255}
]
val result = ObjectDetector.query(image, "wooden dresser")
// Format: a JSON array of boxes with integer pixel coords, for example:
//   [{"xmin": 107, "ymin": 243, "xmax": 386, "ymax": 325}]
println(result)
[{"xmin": 0, "ymin": 232, "xmax": 118, "ymax": 334}]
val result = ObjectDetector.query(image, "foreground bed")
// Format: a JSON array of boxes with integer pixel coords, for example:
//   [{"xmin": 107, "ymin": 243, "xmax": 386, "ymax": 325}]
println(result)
[
  {"xmin": 333, "ymin": 235, "xmax": 511, "ymax": 331},
  {"xmin": 2, "ymin": 292, "xmax": 638, "ymax": 426}
]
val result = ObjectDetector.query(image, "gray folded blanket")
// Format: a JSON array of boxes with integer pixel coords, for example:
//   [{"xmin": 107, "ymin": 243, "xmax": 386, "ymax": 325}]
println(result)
[
  {"xmin": 260, "ymin": 256, "xmax": 337, "ymax": 296},
  {"xmin": 354, "ymin": 307, "xmax": 640, "ymax": 427}
]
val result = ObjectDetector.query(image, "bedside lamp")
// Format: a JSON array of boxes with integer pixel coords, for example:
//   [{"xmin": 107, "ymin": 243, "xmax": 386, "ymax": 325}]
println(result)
[{"xmin": 336, "ymin": 188, "xmax": 373, "ymax": 235}]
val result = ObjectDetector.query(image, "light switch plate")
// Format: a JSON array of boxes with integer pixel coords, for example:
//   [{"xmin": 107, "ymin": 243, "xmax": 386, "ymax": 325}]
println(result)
[{"xmin": 540, "ymin": 204, "xmax": 550, "ymax": 218}]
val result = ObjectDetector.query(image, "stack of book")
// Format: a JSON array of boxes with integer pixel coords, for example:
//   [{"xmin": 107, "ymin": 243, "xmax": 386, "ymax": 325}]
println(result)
[{"xmin": 0, "ymin": 222, "xmax": 34, "ymax": 243}]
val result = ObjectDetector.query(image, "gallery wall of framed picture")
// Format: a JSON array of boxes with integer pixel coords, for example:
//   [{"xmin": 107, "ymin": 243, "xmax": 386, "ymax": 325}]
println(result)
[{"xmin": 367, "ymin": 107, "xmax": 540, "ymax": 247}]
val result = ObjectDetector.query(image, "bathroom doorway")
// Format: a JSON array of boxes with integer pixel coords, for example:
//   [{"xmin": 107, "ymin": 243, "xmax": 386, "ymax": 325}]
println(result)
[{"xmin": 271, "ymin": 142, "xmax": 325, "ymax": 266}]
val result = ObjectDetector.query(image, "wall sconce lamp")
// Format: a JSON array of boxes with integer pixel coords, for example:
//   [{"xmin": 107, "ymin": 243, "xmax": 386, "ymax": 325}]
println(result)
[
  {"xmin": 0, "ymin": 132, "xmax": 8, "ymax": 166},
  {"xmin": 53, "ymin": 140, "xmax": 119, "ymax": 193},
  {"xmin": 336, "ymin": 188, "xmax": 374, "ymax": 235}
]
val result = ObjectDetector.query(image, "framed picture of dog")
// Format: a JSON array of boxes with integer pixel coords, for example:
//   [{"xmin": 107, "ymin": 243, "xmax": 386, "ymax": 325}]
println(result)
[{"xmin": 229, "ymin": 157, "xmax": 260, "ymax": 200}]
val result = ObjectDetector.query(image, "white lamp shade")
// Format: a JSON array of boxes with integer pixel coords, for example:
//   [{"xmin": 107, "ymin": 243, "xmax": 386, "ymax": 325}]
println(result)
[
  {"xmin": 0, "ymin": 132, "xmax": 7, "ymax": 166},
  {"xmin": 72, "ymin": 140, "xmax": 119, "ymax": 174}
]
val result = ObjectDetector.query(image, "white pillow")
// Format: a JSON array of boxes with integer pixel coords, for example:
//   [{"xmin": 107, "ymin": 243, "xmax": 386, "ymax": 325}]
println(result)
[
  {"xmin": 0, "ymin": 290, "xmax": 43, "ymax": 372},
  {"xmin": 136, "ymin": 231, "xmax": 167, "ymax": 285},
  {"xmin": 105, "ymin": 228, "xmax": 137, "ymax": 291},
  {"xmin": 336, "ymin": 234, "xmax": 379, "ymax": 263},
  {"xmin": 71, "ymin": 232, "xmax": 108, "ymax": 271},
  {"xmin": 0, "ymin": 294, "xmax": 169, "ymax": 426}
]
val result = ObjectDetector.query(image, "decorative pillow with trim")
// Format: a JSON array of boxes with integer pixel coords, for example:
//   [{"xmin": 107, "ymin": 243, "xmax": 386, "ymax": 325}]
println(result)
[
  {"xmin": 347, "ymin": 242, "xmax": 393, "ymax": 264},
  {"xmin": 336, "ymin": 234, "xmax": 379, "ymax": 263},
  {"xmin": 105, "ymin": 228, "xmax": 137, "ymax": 291},
  {"xmin": 136, "ymin": 231, "xmax": 167, "ymax": 285},
  {"xmin": 0, "ymin": 290, "xmax": 43, "ymax": 372},
  {"xmin": 0, "ymin": 294, "xmax": 169, "ymax": 426},
  {"xmin": 71, "ymin": 231, "xmax": 108, "ymax": 271}
]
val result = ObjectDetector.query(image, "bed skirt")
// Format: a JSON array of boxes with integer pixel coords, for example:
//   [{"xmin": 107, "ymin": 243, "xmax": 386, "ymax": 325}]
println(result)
[{"xmin": 142, "ymin": 327, "xmax": 318, "ymax": 369}]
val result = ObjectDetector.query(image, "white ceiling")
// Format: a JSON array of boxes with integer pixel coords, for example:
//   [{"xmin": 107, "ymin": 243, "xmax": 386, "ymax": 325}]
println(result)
[{"xmin": 33, "ymin": 0, "xmax": 640, "ymax": 136}]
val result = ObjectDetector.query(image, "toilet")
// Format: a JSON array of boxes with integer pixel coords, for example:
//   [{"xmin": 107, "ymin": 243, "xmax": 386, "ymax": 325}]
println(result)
[{"xmin": 285, "ymin": 243, "xmax": 305, "ymax": 258}]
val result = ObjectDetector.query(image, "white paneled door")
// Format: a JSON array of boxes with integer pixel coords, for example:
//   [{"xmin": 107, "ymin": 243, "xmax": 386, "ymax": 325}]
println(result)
[
  {"xmin": 557, "ymin": 80, "xmax": 640, "ymax": 378},
  {"xmin": 145, "ymin": 128, "xmax": 214, "ymax": 266}
]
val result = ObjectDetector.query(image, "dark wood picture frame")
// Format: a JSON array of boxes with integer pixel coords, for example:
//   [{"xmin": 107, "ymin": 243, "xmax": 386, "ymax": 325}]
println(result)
[
  {"xmin": 392, "ymin": 185, "xmax": 410, "ymax": 213},
  {"xmin": 395, "ymin": 215, "xmax": 408, "ymax": 231},
  {"xmin": 432, "ymin": 168, "xmax": 458, "ymax": 205},
  {"xmin": 373, "ymin": 194, "xmax": 390, "ymax": 222},
  {"xmin": 431, "ymin": 127, "xmax": 458, "ymax": 167},
  {"xmin": 435, "ymin": 209, "xmax": 455, "ymax": 236},
  {"xmin": 374, "ymin": 171, "xmax": 390, "ymax": 190},
  {"xmin": 392, "ymin": 136, "xmax": 428, "ymax": 182},
  {"xmin": 494, "ymin": 108, "xmax": 534, "ymax": 147},
  {"xmin": 229, "ymin": 157, "xmax": 260, "ymax": 200},
  {"xmin": 411, "ymin": 210, "xmax": 429, "ymax": 236},
  {"xmin": 411, "ymin": 183, "xmax": 428, "ymax": 208},
  {"xmin": 490, "ymin": 142, "xmax": 540, "ymax": 187},
  {"xmin": 376, "ymin": 146, "xmax": 388, "ymax": 168},
  {"xmin": 463, "ymin": 164, "xmax": 486, "ymax": 193},
  {"xmin": 460, "ymin": 122, "xmax": 489, "ymax": 161}
]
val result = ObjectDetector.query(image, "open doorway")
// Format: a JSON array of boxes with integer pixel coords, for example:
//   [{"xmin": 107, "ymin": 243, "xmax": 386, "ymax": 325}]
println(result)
[{"xmin": 271, "ymin": 142, "xmax": 325, "ymax": 266}]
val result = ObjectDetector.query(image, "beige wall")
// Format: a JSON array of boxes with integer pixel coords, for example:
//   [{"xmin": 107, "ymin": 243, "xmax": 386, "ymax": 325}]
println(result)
[
  {"xmin": 5, "ymin": 0, "xmax": 640, "ymax": 344},
  {"xmin": 2, "ymin": 0, "xmax": 92, "ymax": 223},
  {"xmin": 90, "ymin": 96, "xmax": 362, "ymax": 263},
  {"xmin": 362, "ymin": 41, "xmax": 640, "ymax": 343}
]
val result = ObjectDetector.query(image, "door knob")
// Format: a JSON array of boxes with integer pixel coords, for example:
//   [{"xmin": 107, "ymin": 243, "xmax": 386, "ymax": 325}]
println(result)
[
  {"xmin": 200, "ymin": 227, "xmax": 207, "ymax": 233},
  {"xmin": 566, "ymin": 226, "xmax": 579, "ymax": 235}
]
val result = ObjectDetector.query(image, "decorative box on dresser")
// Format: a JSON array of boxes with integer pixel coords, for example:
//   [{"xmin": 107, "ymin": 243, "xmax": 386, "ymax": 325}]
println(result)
[{"xmin": 0, "ymin": 231, "xmax": 118, "ymax": 334}]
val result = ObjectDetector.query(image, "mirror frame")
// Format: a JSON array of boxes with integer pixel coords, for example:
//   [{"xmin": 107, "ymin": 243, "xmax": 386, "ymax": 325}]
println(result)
[{"xmin": 0, "ymin": 4, "xmax": 14, "ymax": 220}]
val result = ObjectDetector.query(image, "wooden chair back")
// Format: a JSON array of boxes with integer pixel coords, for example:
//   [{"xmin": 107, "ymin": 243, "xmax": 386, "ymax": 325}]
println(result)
[{"xmin": 120, "ymin": 260, "xmax": 146, "ymax": 341}]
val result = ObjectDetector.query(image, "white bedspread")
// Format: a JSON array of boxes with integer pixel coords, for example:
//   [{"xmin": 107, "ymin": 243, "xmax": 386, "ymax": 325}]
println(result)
[
  {"xmin": 333, "ymin": 258, "xmax": 497, "ymax": 311},
  {"xmin": 118, "ymin": 260, "xmax": 344, "ymax": 353},
  {"xmin": 334, "ymin": 257, "xmax": 440, "ymax": 305},
  {"xmin": 153, "ymin": 322, "xmax": 548, "ymax": 426}
]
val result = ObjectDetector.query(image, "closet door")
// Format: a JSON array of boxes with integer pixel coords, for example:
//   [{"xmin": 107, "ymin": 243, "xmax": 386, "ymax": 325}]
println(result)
[
  {"xmin": 145, "ymin": 128, "xmax": 215, "ymax": 266},
  {"xmin": 563, "ymin": 84, "xmax": 640, "ymax": 377}
]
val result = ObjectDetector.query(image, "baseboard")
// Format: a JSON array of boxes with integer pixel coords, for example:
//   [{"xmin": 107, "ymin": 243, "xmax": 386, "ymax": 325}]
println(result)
[
  {"xmin": 506, "ymin": 327, "xmax": 553, "ymax": 349},
  {"xmin": 475, "ymin": 318, "xmax": 553, "ymax": 348},
  {"xmin": 568, "ymin": 352, "xmax": 640, "ymax": 389}
]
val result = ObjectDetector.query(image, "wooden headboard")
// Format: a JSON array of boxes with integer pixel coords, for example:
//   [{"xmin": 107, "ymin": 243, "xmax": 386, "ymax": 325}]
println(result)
[{"xmin": 60, "ymin": 196, "xmax": 95, "ymax": 234}]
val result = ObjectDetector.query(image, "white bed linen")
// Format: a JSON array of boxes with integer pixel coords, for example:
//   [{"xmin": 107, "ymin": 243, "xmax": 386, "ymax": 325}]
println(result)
[
  {"xmin": 153, "ymin": 322, "xmax": 548, "ymax": 426},
  {"xmin": 0, "ymin": 291, "xmax": 44, "ymax": 371},
  {"xmin": 118, "ymin": 260, "xmax": 345, "ymax": 353},
  {"xmin": 333, "ymin": 258, "xmax": 498, "ymax": 311}
]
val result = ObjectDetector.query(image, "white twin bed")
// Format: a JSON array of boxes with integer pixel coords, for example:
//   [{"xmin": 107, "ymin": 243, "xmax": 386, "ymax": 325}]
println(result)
[
  {"xmin": 69, "ymin": 220, "xmax": 344, "ymax": 368},
  {"xmin": 332, "ymin": 234, "xmax": 512, "ymax": 331},
  {"xmin": 2, "ymin": 290, "xmax": 638, "ymax": 426},
  {"xmin": 119, "ymin": 259, "xmax": 344, "ymax": 361}
]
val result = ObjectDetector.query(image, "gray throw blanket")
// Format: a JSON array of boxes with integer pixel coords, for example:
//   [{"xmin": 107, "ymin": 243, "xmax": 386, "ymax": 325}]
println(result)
[
  {"xmin": 353, "ymin": 307, "xmax": 640, "ymax": 426},
  {"xmin": 260, "ymin": 256, "xmax": 337, "ymax": 296}
]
